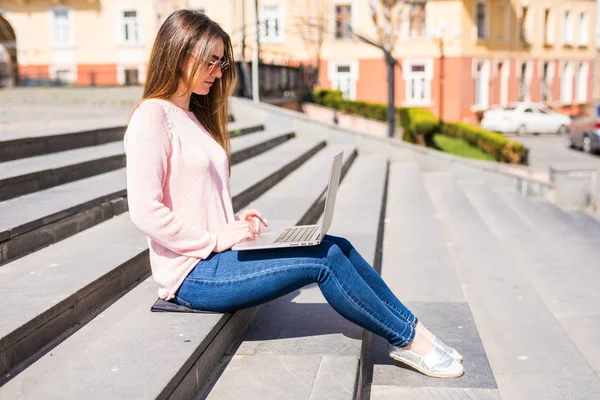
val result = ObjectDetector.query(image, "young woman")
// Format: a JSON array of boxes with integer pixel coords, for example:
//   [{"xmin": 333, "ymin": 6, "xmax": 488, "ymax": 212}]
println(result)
[{"xmin": 124, "ymin": 10, "xmax": 464, "ymax": 379}]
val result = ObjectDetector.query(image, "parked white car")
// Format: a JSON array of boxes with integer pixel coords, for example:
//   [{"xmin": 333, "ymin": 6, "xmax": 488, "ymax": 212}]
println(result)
[{"xmin": 481, "ymin": 102, "xmax": 571, "ymax": 135}]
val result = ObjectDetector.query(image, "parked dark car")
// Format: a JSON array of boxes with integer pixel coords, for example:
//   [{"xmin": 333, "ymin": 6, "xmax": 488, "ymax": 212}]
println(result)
[{"xmin": 566, "ymin": 103, "xmax": 600, "ymax": 154}]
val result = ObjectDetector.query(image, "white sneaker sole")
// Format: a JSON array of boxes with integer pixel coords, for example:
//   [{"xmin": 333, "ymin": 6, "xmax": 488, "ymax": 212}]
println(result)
[{"xmin": 389, "ymin": 352, "xmax": 465, "ymax": 378}]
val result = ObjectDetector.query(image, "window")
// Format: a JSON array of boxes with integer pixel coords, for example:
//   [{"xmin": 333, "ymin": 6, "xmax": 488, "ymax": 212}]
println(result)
[
  {"xmin": 125, "ymin": 69, "xmax": 139, "ymax": 86},
  {"xmin": 561, "ymin": 62, "xmax": 574, "ymax": 103},
  {"xmin": 579, "ymin": 12, "xmax": 589, "ymax": 45},
  {"xmin": 409, "ymin": 2, "xmax": 426, "ymax": 38},
  {"xmin": 405, "ymin": 62, "xmax": 431, "ymax": 105},
  {"xmin": 476, "ymin": 2, "xmax": 486, "ymax": 39},
  {"xmin": 122, "ymin": 10, "xmax": 140, "ymax": 44},
  {"xmin": 541, "ymin": 61, "xmax": 552, "ymax": 102},
  {"xmin": 564, "ymin": 11, "xmax": 573, "ymax": 45},
  {"xmin": 56, "ymin": 69, "xmax": 72, "ymax": 83},
  {"xmin": 576, "ymin": 62, "xmax": 588, "ymax": 103},
  {"xmin": 52, "ymin": 9, "xmax": 74, "ymax": 46},
  {"xmin": 331, "ymin": 63, "xmax": 356, "ymax": 100},
  {"xmin": 261, "ymin": 5, "xmax": 284, "ymax": 43},
  {"xmin": 335, "ymin": 5, "xmax": 352, "ymax": 39},
  {"xmin": 518, "ymin": 62, "xmax": 530, "ymax": 102},
  {"xmin": 519, "ymin": 6, "xmax": 529, "ymax": 43},
  {"xmin": 474, "ymin": 61, "xmax": 489, "ymax": 108}
]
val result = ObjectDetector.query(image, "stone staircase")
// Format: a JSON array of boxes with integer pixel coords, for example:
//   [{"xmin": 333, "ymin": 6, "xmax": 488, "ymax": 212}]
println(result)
[{"xmin": 1, "ymin": 97, "xmax": 600, "ymax": 399}]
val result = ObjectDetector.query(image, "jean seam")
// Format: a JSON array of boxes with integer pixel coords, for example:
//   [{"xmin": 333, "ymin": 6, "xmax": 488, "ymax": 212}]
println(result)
[
  {"xmin": 183, "ymin": 259, "xmax": 411, "ymax": 344},
  {"xmin": 380, "ymin": 298, "xmax": 417, "ymax": 327},
  {"xmin": 183, "ymin": 263, "xmax": 325, "ymax": 284},
  {"xmin": 322, "ymin": 261, "xmax": 409, "ymax": 343},
  {"xmin": 175, "ymin": 295, "xmax": 192, "ymax": 308}
]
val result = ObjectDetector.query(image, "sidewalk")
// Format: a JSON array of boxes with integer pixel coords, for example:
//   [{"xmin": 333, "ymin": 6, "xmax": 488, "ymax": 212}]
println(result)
[{"xmin": 1, "ymin": 87, "xmax": 141, "ymax": 138}]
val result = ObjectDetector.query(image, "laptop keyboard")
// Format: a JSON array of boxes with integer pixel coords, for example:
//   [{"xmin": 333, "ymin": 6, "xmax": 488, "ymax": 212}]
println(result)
[{"xmin": 274, "ymin": 225, "xmax": 319, "ymax": 243}]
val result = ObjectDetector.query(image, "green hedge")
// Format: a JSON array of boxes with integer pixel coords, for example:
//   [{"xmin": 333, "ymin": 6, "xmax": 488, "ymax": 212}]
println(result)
[
  {"xmin": 313, "ymin": 89, "xmax": 389, "ymax": 121},
  {"xmin": 310, "ymin": 89, "xmax": 528, "ymax": 164},
  {"xmin": 398, "ymin": 107, "xmax": 439, "ymax": 146},
  {"xmin": 441, "ymin": 123, "xmax": 528, "ymax": 164}
]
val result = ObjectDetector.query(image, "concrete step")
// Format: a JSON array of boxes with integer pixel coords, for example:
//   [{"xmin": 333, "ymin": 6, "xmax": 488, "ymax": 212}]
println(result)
[
  {"xmin": 449, "ymin": 163, "xmax": 518, "ymax": 188},
  {"xmin": 0, "ymin": 276, "xmax": 256, "ymax": 399},
  {"xmin": 423, "ymin": 174, "xmax": 600, "ymax": 400},
  {"xmin": 0, "ymin": 169, "xmax": 128, "ymax": 265},
  {"xmin": 0, "ymin": 130, "xmax": 297, "ymax": 264},
  {"xmin": 230, "ymin": 129, "xmax": 295, "ymax": 165},
  {"xmin": 230, "ymin": 137, "xmax": 327, "ymax": 211},
  {"xmin": 0, "ymin": 142, "xmax": 125, "ymax": 202},
  {"xmin": 241, "ymin": 144, "xmax": 357, "ymax": 225},
  {"xmin": 366, "ymin": 165, "xmax": 496, "ymax": 396},
  {"xmin": 0, "ymin": 126, "xmax": 124, "ymax": 163},
  {"xmin": 0, "ymin": 214, "xmax": 148, "ymax": 378},
  {"xmin": 381, "ymin": 163, "xmax": 463, "ymax": 303},
  {"xmin": 0, "ymin": 129, "xmax": 294, "ymax": 202},
  {"xmin": 487, "ymin": 189, "xmax": 600, "ymax": 378},
  {"xmin": 0, "ymin": 140, "xmax": 333, "ymax": 395},
  {"xmin": 201, "ymin": 153, "xmax": 387, "ymax": 400},
  {"xmin": 0, "ymin": 120, "xmax": 264, "ymax": 162},
  {"xmin": 368, "ymin": 387, "xmax": 501, "ymax": 400},
  {"xmin": 566, "ymin": 210, "xmax": 600, "ymax": 242}
]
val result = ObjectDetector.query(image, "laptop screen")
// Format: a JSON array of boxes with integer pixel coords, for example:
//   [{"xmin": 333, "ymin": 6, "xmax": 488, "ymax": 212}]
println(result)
[{"xmin": 320, "ymin": 151, "xmax": 344, "ymax": 238}]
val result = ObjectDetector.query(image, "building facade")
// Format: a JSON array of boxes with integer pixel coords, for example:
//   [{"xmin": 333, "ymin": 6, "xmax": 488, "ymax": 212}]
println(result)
[
  {"xmin": 239, "ymin": 0, "xmax": 597, "ymax": 123},
  {"xmin": 0, "ymin": 0, "xmax": 596, "ymax": 123},
  {"xmin": 0, "ymin": 0, "xmax": 234, "ymax": 86}
]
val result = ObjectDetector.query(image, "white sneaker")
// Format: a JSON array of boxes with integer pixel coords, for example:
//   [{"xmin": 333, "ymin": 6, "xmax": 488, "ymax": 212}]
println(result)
[
  {"xmin": 433, "ymin": 336, "xmax": 463, "ymax": 363},
  {"xmin": 388, "ymin": 343, "xmax": 464, "ymax": 378}
]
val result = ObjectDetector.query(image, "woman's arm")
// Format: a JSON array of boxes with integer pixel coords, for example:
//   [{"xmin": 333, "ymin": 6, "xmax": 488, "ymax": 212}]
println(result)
[{"xmin": 124, "ymin": 102, "xmax": 217, "ymax": 258}]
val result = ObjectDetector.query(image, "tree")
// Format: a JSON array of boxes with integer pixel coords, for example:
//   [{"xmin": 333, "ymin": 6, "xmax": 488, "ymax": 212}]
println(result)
[
  {"xmin": 352, "ymin": 0, "xmax": 415, "ymax": 138},
  {"xmin": 288, "ymin": 0, "xmax": 330, "ymax": 86}
]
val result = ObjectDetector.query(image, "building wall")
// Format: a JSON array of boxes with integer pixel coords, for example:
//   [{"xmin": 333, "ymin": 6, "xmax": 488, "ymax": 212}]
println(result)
[
  {"xmin": 309, "ymin": 0, "xmax": 597, "ymax": 122},
  {"xmin": 0, "ymin": 0, "xmax": 596, "ymax": 122}
]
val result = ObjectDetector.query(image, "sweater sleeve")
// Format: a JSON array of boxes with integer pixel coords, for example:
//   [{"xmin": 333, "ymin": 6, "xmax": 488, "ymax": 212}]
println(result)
[{"xmin": 124, "ymin": 102, "xmax": 217, "ymax": 258}]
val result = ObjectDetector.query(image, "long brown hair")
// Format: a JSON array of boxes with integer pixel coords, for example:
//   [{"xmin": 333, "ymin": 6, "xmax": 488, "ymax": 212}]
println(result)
[{"xmin": 140, "ymin": 10, "xmax": 236, "ymax": 161}]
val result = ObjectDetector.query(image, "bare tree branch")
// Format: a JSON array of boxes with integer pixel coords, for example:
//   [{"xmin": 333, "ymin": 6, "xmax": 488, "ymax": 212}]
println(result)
[{"xmin": 368, "ymin": 0, "xmax": 415, "ymax": 52}]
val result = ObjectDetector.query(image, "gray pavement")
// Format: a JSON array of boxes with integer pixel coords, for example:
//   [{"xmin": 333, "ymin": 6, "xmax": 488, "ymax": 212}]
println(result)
[
  {"xmin": 3, "ymin": 88, "xmax": 600, "ymax": 399},
  {"xmin": 1, "ymin": 87, "xmax": 142, "ymax": 137},
  {"xmin": 517, "ymin": 135, "xmax": 600, "ymax": 203}
]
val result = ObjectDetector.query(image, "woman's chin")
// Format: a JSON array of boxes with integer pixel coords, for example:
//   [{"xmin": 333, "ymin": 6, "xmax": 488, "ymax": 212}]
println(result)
[{"xmin": 193, "ymin": 87, "xmax": 210, "ymax": 95}]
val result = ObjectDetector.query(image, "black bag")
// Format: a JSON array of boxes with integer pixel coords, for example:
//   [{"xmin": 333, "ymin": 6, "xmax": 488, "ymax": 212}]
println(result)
[{"xmin": 150, "ymin": 298, "xmax": 220, "ymax": 314}]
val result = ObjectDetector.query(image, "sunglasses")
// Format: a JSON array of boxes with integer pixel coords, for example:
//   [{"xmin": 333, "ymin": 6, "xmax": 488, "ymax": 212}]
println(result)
[{"xmin": 188, "ymin": 53, "xmax": 229, "ymax": 73}]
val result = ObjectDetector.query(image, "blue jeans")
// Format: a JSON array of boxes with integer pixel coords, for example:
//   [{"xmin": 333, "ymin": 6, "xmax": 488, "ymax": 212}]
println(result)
[{"xmin": 174, "ymin": 235, "xmax": 418, "ymax": 347}]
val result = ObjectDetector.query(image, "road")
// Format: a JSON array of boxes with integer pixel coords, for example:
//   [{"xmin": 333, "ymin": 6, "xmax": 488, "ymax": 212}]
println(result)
[{"xmin": 516, "ymin": 135, "xmax": 600, "ymax": 205}]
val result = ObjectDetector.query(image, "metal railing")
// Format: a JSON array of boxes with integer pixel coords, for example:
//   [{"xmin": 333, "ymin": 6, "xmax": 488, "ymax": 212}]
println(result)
[{"xmin": 6, "ymin": 62, "xmax": 317, "ymax": 100}]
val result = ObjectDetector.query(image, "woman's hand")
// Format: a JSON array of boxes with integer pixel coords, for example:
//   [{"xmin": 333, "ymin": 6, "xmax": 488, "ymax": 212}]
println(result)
[
  {"xmin": 238, "ymin": 209, "xmax": 268, "ymax": 235},
  {"xmin": 215, "ymin": 220, "xmax": 259, "ymax": 252}
]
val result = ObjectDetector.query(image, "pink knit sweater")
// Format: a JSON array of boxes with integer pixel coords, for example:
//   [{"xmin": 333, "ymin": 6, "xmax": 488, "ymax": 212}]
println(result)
[{"xmin": 124, "ymin": 98, "xmax": 235, "ymax": 300}]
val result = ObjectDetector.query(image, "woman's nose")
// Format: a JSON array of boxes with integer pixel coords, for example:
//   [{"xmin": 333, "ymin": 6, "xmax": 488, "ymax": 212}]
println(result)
[{"xmin": 212, "ymin": 67, "xmax": 223, "ymax": 78}]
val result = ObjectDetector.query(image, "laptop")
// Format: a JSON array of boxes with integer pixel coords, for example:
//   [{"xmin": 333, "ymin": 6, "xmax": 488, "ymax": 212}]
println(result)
[{"xmin": 232, "ymin": 151, "xmax": 343, "ymax": 251}]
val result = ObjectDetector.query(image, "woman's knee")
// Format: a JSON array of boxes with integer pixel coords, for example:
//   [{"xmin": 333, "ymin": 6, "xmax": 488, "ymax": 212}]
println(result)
[
  {"xmin": 323, "ymin": 235, "xmax": 353, "ymax": 253},
  {"xmin": 323, "ymin": 242, "xmax": 355, "ymax": 272}
]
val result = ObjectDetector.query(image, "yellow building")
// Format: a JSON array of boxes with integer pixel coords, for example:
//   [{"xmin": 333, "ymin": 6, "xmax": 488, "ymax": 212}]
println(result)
[
  {"xmin": 0, "ymin": 0, "xmax": 238, "ymax": 86},
  {"xmin": 0, "ymin": 0, "xmax": 596, "ymax": 122},
  {"xmin": 233, "ymin": 0, "xmax": 597, "ymax": 122}
]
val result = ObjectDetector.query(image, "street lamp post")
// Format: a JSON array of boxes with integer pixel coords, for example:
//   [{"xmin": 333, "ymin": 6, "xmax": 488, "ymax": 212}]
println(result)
[{"xmin": 252, "ymin": 0, "xmax": 260, "ymax": 103}]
